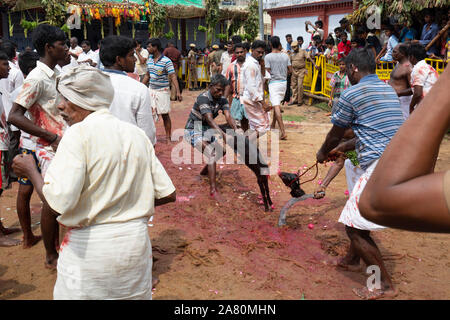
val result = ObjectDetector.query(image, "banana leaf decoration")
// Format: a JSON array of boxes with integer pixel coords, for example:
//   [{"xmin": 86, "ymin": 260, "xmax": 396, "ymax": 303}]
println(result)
[
  {"xmin": 101, "ymin": 20, "xmax": 104, "ymax": 39},
  {"xmin": 8, "ymin": 12, "xmax": 13, "ymax": 37},
  {"xmin": 178, "ymin": 19, "xmax": 181, "ymax": 41}
]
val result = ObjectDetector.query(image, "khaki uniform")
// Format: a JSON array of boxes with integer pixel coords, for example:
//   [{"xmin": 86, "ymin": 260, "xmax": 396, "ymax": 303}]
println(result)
[
  {"xmin": 290, "ymin": 49, "xmax": 308, "ymax": 105},
  {"xmin": 187, "ymin": 49, "xmax": 198, "ymax": 89},
  {"xmin": 207, "ymin": 51, "xmax": 218, "ymax": 77}
]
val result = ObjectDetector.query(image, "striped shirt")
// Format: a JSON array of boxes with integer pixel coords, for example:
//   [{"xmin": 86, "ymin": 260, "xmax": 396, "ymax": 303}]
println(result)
[
  {"xmin": 332, "ymin": 74, "xmax": 404, "ymax": 170},
  {"xmin": 185, "ymin": 90, "xmax": 229, "ymax": 131},
  {"xmin": 147, "ymin": 54, "xmax": 175, "ymax": 89}
]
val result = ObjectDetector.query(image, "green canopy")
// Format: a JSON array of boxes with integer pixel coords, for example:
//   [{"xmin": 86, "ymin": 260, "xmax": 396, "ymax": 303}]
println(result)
[{"xmin": 155, "ymin": 0, "xmax": 203, "ymax": 7}]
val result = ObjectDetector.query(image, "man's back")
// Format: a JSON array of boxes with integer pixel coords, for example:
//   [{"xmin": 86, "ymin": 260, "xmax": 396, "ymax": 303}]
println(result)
[
  {"xmin": 265, "ymin": 52, "xmax": 290, "ymax": 81},
  {"xmin": 163, "ymin": 47, "xmax": 181, "ymax": 69},
  {"xmin": 332, "ymin": 74, "xmax": 404, "ymax": 170},
  {"xmin": 44, "ymin": 109, "xmax": 171, "ymax": 228},
  {"xmin": 105, "ymin": 70, "xmax": 156, "ymax": 145}
]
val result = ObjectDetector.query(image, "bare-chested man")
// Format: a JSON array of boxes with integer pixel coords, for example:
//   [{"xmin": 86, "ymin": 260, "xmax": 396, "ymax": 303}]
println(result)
[{"xmin": 389, "ymin": 44, "xmax": 412, "ymax": 119}]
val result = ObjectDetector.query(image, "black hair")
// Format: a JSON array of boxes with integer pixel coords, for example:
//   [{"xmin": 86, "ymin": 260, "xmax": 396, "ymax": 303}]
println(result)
[
  {"xmin": 270, "ymin": 36, "xmax": 281, "ymax": 49},
  {"xmin": 297, "ymin": 36, "xmax": 304, "ymax": 42},
  {"xmin": 356, "ymin": 26, "xmax": 368, "ymax": 36},
  {"xmin": 408, "ymin": 43, "xmax": 427, "ymax": 61},
  {"xmin": 210, "ymin": 74, "xmax": 229, "ymax": 87},
  {"xmin": 231, "ymin": 35, "xmax": 242, "ymax": 44},
  {"xmin": 0, "ymin": 51, "xmax": 8, "ymax": 61},
  {"xmin": 18, "ymin": 51, "xmax": 39, "ymax": 76},
  {"xmin": 100, "ymin": 35, "xmax": 136, "ymax": 67},
  {"xmin": 325, "ymin": 37, "xmax": 335, "ymax": 46},
  {"xmin": 148, "ymin": 38, "xmax": 162, "ymax": 52},
  {"xmin": 32, "ymin": 24, "xmax": 66, "ymax": 57},
  {"xmin": 219, "ymin": 43, "xmax": 225, "ymax": 50},
  {"xmin": 334, "ymin": 27, "xmax": 343, "ymax": 33},
  {"xmin": 251, "ymin": 40, "xmax": 266, "ymax": 50},
  {"xmin": 136, "ymin": 39, "xmax": 143, "ymax": 45},
  {"xmin": 168, "ymin": 40, "xmax": 176, "ymax": 46},
  {"xmin": 312, "ymin": 35, "xmax": 322, "ymax": 42},
  {"xmin": 340, "ymin": 32, "xmax": 348, "ymax": 39},
  {"xmin": 398, "ymin": 43, "xmax": 409, "ymax": 57},
  {"xmin": 234, "ymin": 43, "xmax": 244, "ymax": 51},
  {"xmin": 285, "ymin": 34, "xmax": 292, "ymax": 38},
  {"xmin": 345, "ymin": 48, "xmax": 376, "ymax": 73},
  {"xmin": 81, "ymin": 40, "xmax": 91, "ymax": 47},
  {"xmin": 0, "ymin": 40, "xmax": 16, "ymax": 60},
  {"xmin": 242, "ymin": 42, "xmax": 250, "ymax": 51},
  {"xmin": 315, "ymin": 20, "xmax": 323, "ymax": 28}
]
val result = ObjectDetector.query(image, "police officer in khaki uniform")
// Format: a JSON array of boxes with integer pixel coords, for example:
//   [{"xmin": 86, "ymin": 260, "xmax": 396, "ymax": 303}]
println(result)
[
  {"xmin": 207, "ymin": 44, "xmax": 219, "ymax": 77},
  {"xmin": 187, "ymin": 43, "xmax": 199, "ymax": 90},
  {"xmin": 290, "ymin": 41, "xmax": 318, "ymax": 105}
]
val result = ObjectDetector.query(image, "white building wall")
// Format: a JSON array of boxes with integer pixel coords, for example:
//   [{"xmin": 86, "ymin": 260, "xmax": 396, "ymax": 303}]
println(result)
[{"xmin": 273, "ymin": 16, "xmax": 318, "ymax": 49}]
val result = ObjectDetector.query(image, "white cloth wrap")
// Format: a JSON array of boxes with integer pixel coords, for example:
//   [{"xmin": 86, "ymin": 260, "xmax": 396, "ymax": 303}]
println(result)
[
  {"xmin": 57, "ymin": 65, "xmax": 114, "ymax": 111},
  {"xmin": 339, "ymin": 160, "xmax": 387, "ymax": 231},
  {"xmin": 344, "ymin": 158, "xmax": 365, "ymax": 195},
  {"xmin": 268, "ymin": 80, "xmax": 287, "ymax": 106},
  {"xmin": 149, "ymin": 87, "xmax": 171, "ymax": 115},
  {"xmin": 54, "ymin": 218, "xmax": 152, "ymax": 300},
  {"xmin": 398, "ymin": 95, "xmax": 412, "ymax": 120}
]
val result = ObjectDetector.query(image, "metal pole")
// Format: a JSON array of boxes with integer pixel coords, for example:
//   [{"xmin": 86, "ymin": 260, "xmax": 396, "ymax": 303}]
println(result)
[{"xmin": 258, "ymin": 0, "xmax": 264, "ymax": 40}]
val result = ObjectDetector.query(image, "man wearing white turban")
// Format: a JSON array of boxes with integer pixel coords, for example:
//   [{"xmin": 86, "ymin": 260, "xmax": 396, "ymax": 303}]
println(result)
[{"xmin": 12, "ymin": 65, "xmax": 176, "ymax": 300}]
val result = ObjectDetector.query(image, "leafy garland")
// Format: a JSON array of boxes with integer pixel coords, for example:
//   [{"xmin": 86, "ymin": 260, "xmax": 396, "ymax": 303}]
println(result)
[
  {"xmin": 40, "ymin": 0, "xmax": 68, "ymax": 26},
  {"xmin": 205, "ymin": 0, "xmax": 220, "ymax": 46},
  {"xmin": 146, "ymin": 0, "xmax": 167, "ymax": 38},
  {"xmin": 243, "ymin": 0, "xmax": 259, "ymax": 41}
]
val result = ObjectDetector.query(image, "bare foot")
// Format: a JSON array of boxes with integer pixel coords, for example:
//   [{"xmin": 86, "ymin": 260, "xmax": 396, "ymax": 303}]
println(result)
[
  {"xmin": 0, "ymin": 236, "xmax": 22, "ymax": 247},
  {"xmin": 325, "ymin": 112, "xmax": 332, "ymax": 116},
  {"xmin": 280, "ymin": 134, "xmax": 288, "ymax": 140},
  {"xmin": 352, "ymin": 286, "xmax": 398, "ymax": 300},
  {"xmin": 152, "ymin": 277, "xmax": 160, "ymax": 289},
  {"xmin": 0, "ymin": 227, "xmax": 21, "ymax": 235},
  {"xmin": 23, "ymin": 235, "xmax": 42, "ymax": 249},
  {"xmin": 45, "ymin": 254, "xmax": 58, "ymax": 270}
]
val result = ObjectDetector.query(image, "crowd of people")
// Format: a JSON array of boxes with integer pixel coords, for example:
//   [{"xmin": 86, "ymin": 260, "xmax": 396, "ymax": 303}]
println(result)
[{"xmin": 0, "ymin": 9, "xmax": 448, "ymax": 300}]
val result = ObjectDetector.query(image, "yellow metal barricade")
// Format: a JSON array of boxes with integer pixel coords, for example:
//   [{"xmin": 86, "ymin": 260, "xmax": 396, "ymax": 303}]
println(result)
[
  {"xmin": 322, "ymin": 58, "xmax": 339, "ymax": 98},
  {"xmin": 302, "ymin": 55, "xmax": 445, "ymax": 101},
  {"xmin": 303, "ymin": 59, "xmax": 313, "ymax": 92},
  {"xmin": 376, "ymin": 61, "xmax": 394, "ymax": 83},
  {"xmin": 425, "ymin": 58, "xmax": 445, "ymax": 74}
]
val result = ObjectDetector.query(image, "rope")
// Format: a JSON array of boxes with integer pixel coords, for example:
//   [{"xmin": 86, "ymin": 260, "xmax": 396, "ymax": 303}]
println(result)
[{"xmin": 287, "ymin": 161, "xmax": 319, "ymax": 188}]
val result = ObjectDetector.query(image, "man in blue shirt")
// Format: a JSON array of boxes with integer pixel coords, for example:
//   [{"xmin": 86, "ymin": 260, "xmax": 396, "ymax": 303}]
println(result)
[
  {"xmin": 143, "ymin": 38, "xmax": 182, "ymax": 143},
  {"xmin": 317, "ymin": 48, "xmax": 404, "ymax": 300},
  {"xmin": 415, "ymin": 11, "xmax": 439, "ymax": 55}
]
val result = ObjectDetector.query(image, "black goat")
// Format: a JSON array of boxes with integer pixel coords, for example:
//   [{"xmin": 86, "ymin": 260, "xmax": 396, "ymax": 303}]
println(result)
[{"xmin": 219, "ymin": 125, "xmax": 273, "ymax": 211}]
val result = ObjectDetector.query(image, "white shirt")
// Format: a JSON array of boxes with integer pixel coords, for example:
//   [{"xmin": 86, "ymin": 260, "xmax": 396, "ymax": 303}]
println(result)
[
  {"xmin": 42, "ymin": 109, "xmax": 175, "ymax": 228},
  {"xmin": 11, "ymin": 85, "xmax": 35, "ymax": 150},
  {"xmin": 14, "ymin": 61, "xmax": 67, "ymax": 148},
  {"xmin": 69, "ymin": 46, "xmax": 83, "ymax": 57},
  {"xmin": 0, "ymin": 93, "xmax": 8, "ymax": 151},
  {"xmin": 77, "ymin": 50, "xmax": 98, "ymax": 66},
  {"xmin": 103, "ymin": 69, "xmax": 156, "ymax": 145},
  {"xmin": 242, "ymin": 55, "xmax": 264, "ymax": 102},
  {"xmin": 135, "ymin": 48, "xmax": 149, "ymax": 75},
  {"xmin": 220, "ymin": 51, "xmax": 233, "ymax": 76}
]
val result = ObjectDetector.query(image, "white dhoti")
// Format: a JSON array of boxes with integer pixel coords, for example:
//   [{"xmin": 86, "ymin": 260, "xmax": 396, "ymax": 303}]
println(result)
[
  {"xmin": 399, "ymin": 95, "xmax": 412, "ymax": 120},
  {"xmin": 149, "ymin": 87, "xmax": 171, "ymax": 115},
  {"xmin": 339, "ymin": 160, "xmax": 386, "ymax": 231},
  {"xmin": 241, "ymin": 98, "xmax": 271, "ymax": 133},
  {"xmin": 54, "ymin": 218, "xmax": 152, "ymax": 300},
  {"xmin": 344, "ymin": 159, "xmax": 365, "ymax": 194},
  {"xmin": 268, "ymin": 80, "xmax": 287, "ymax": 106}
]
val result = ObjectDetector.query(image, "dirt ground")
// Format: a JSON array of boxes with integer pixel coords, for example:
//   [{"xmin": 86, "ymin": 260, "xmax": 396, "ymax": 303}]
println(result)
[{"xmin": 0, "ymin": 89, "xmax": 449, "ymax": 300}]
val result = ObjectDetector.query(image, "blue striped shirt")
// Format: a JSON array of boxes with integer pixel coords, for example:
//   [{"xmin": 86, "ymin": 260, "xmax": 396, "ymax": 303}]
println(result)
[
  {"xmin": 331, "ymin": 74, "xmax": 404, "ymax": 170},
  {"xmin": 147, "ymin": 54, "xmax": 175, "ymax": 89}
]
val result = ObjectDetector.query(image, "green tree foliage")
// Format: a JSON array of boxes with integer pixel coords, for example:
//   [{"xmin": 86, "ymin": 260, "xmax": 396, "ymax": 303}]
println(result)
[
  {"xmin": 243, "ymin": 0, "xmax": 259, "ymax": 41},
  {"xmin": 205, "ymin": 0, "xmax": 220, "ymax": 46},
  {"xmin": 147, "ymin": 0, "xmax": 168, "ymax": 37}
]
